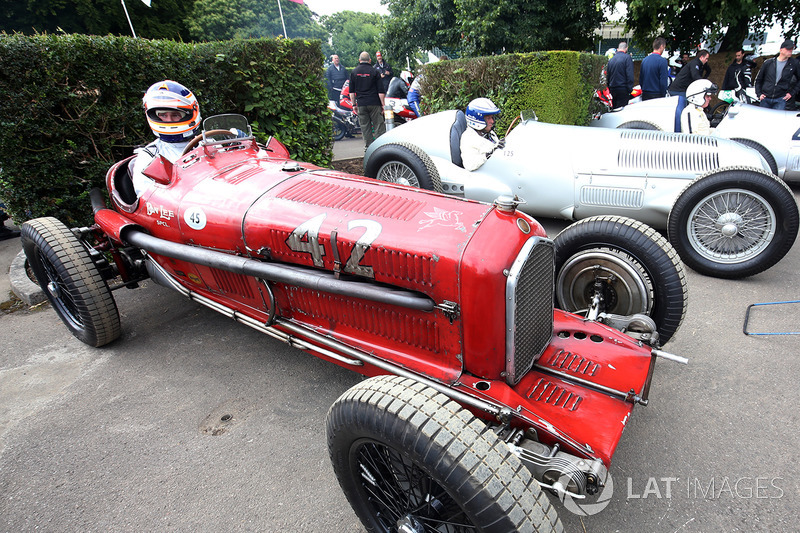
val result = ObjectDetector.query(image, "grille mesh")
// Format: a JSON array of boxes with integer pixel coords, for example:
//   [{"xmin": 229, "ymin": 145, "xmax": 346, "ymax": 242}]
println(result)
[
  {"xmin": 506, "ymin": 238, "xmax": 555, "ymax": 384},
  {"xmin": 618, "ymin": 130, "xmax": 719, "ymax": 172}
]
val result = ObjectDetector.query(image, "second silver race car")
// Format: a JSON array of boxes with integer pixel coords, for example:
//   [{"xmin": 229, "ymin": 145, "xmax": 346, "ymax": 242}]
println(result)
[
  {"xmin": 364, "ymin": 110, "xmax": 799, "ymax": 279},
  {"xmin": 591, "ymin": 97, "xmax": 800, "ymax": 182}
]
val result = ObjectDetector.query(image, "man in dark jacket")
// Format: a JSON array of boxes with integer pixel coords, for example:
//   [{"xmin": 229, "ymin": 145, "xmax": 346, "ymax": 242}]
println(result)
[
  {"xmin": 669, "ymin": 50, "xmax": 710, "ymax": 98},
  {"xmin": 606, "ymin": 42, "xmax": 635, "ymax": 108},
  {"xmin": 350, "ymin": 51, "xmax": 386, "ymax": 148},
  {"xmin": 325, "ymin": 54, "xmax": 349, "ymax": 105},
  {"xmin": 373, "ymin": 51, "xmax": 393, "ymax": 94},
  {"xmin": 722, "ymin": 49, "xmax": 757, "ymax": 92},
  {"xmin": 755, "ymin": 40, "xmax": 800, "ymax": 110},
  {"xmin": 640, "ymin": 37, "xmax": 669, "ymax": 100}
]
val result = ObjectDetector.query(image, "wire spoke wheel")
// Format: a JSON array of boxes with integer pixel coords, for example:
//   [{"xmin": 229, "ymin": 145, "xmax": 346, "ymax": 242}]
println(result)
[
  {"xmin": 376, "ymin": 160, "xmax": 421, "ymax": 187},
  {"xmin": 354, "ymin": 440, "xmax": 475, "ymax": 532},
  {"xmin": 687, "ymin": 188, "xmax": 775, "ymax": 263},
  {"xmin": 327, "ymin": 376, "xmax": 562, "ymax": 533},
  {"xmin": 668, "ymin": 168, "xmax": 798, "ymax": 278}
]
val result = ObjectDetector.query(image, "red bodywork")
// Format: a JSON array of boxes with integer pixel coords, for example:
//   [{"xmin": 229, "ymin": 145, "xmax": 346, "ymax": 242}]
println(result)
[{"xmin": 101, "ymin": 135, "xmax": 655, "ymax": 468}]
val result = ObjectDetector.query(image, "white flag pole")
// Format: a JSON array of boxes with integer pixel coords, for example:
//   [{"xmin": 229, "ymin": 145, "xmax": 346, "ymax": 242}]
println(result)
[
  {"xmin": 121, "ymin": 0, "xmax": 138, "ymax": 38},
  {"xmin": 277, "ymin": 0, "xmax": 288, "ymax": 38}
]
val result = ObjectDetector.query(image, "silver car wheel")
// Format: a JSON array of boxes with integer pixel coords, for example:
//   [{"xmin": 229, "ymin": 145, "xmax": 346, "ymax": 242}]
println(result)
[
  {"xmin": 556, "ymin": 248, "xmax": 654, "ymax": 316},
  {"xmin": 376, "ymin": 161, "xmax": 421, "ymax": 188},
  {"xmin": 686, "ymin": 188, "xmax": 776, "ymax": 264}
]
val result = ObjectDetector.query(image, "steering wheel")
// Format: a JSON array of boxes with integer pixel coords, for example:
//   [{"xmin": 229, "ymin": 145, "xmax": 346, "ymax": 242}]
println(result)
[{"xmin": 181, "ymin": 129, "xmax": 239, "ymax": 156}]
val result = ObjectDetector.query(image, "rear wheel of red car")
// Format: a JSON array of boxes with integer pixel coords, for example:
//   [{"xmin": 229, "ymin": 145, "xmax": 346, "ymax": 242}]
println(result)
[
  {"xmin": 554, "ymin": 215, "xmax": 687, "ymax": 345},
  {"xmin": 21, "ymin": 217, "xmax": 120, "ymax": 347},
  {"xmin": 667, "ymin": 168, "xmax": 799, "ymax": 279},
  {"xmin": 327, "ymin": 375, "xmax": 562, "ymax": 533},
  {"xmin": 729, "ymin": 138, "xmax": 778, "ymax": 175},
  {"xmin": 364, "ymin": 142, "xmax": 443, "ymax": 192},
  {"xmin": 616, "ymin": 120, "xmax": 661, "ymax": 130}
]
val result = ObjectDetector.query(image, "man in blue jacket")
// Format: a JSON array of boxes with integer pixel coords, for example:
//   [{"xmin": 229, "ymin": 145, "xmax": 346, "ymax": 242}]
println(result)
[
  {"xmin": 640, "ymin": 37, "xmax": 668, "ymax": 100},
  {"xmin": 606, "ymin": 42, "xmax": 635, "ymax": 108}
]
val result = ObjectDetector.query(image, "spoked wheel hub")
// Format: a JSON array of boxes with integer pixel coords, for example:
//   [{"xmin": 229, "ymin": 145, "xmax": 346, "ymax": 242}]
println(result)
[
  {"xmin": 377, "ymin": 161, "xmax": 420, "ymax": 187},
  {"xmin": 397, "ymin": 514, "xmax": 426, "ymax": 533},
  {"xmin": 716, "ymin": 212, "xmax": 745, "ymax": 238}
]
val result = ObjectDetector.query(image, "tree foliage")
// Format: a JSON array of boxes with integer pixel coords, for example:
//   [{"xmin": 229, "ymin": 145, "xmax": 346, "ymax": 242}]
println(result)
[
  {"xmin": 0, "ymin": 0, "xmax": 195, "ymax": 40},
  {"xmin": 620, "ymin": 0, "xmax": 799, "ymax": 53},
  {"xmin": 383, "ymin": 0, "xmax": 602, "ymax": 59},
  {"xmin": 188, "ymin": 0, "xmax": 327, "ymax": 41},
  {"xmin": 318, "ymin": 11, "xmax": 385, "ymax": 68}
]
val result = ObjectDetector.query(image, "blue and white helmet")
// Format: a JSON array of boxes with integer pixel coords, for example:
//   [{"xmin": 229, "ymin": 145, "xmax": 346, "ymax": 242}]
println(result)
[{"xmin": 465, "ymin": 98, "xmax": 500, "ymax": 130}]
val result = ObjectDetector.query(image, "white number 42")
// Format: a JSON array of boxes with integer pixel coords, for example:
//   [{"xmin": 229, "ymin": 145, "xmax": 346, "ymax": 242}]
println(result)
[{"xmin": 286, "ymin": 214, "xmax": 382, "ymax": 278}]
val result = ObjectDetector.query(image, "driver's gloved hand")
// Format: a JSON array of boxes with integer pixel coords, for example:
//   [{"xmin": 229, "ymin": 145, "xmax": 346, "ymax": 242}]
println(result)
[{"xmin": 494, "ymin": 139, "xmax": 506, "ymax": 152}]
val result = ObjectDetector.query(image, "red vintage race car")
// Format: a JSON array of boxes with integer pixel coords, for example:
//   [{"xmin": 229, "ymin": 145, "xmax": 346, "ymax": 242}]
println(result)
[{"xmin": 21, "ymin": 114, "xmax": 688, "ymax": 532}]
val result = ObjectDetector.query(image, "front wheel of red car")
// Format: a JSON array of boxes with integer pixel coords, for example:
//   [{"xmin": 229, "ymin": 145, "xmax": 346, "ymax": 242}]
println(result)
[
  {"xmin": 667, "ymin": 168, "xmax": 799, "ymax": 279},
  {"xmin": 327, "ymin": 375, "xmax": 562, "ymax": 533},
  {"xmin": 21, "ymin": 217, "xmax": 121, "ymax": 347},
  {"xmin": 554, "ymin": 215, "xmax": 687, "ymax": 345}
]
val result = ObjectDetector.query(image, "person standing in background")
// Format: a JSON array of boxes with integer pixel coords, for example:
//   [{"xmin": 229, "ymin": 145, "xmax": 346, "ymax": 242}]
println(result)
[
  {"xmin": 373, "ymin": 51, "xmax": 393, "ymax": 94},
  {"xmin": 325, "ymin": 54, "xmax": 348, "ymax": 107},
  {"xmin": 350, "ymin": 51, "xmax": 385, "ymax": 148},
  {"xmin": 606, "ymin": 42, "xmax": 635, "ymax": 108},
  {"xmin": 640, "ymin": 37, "xmax": 669, "ymax": 100}
]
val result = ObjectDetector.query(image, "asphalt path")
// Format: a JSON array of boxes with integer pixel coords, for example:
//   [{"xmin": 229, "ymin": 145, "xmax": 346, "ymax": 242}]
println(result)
[{"xmin": 2, "ymin": 182, "xmax": 800, "ymax": 532}]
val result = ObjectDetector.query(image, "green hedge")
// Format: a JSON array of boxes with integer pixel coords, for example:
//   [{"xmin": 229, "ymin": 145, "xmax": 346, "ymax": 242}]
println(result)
[
  {"xmin": 0, "ymin": 34, "xmax": 329, "ymax": 226},
  {"xmin": 421, "ymin": 51, "xmax": 605, "ymax": 133}
]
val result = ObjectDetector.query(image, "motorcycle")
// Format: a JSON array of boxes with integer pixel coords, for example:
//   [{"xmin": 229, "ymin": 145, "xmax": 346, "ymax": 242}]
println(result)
[{"xmin": 329, "ymin": 101, "xmax": 360, "ymax": 141}]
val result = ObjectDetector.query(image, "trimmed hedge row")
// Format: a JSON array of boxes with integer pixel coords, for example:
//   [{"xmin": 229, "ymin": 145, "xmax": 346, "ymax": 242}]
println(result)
[
  {"xmin": 422, "ymin": 51, "xmax": 605, "ymax": 132},
  {"xmin": 0, "ymin": 34, "xmax": 329, "ymax": 226}
]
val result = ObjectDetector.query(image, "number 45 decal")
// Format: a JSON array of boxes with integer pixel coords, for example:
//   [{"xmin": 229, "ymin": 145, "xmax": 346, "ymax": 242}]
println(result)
[{"xmin": 286, "ymin": 214, "xmax": 382, "ymax": 278}]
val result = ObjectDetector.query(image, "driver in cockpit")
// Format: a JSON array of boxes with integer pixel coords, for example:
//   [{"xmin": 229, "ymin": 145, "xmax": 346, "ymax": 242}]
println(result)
[{"xmin": 131, "ymin": 80, "xmax": 202, "ymax": 196}]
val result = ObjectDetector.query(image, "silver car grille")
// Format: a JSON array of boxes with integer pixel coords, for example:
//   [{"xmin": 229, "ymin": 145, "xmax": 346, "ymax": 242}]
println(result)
[
  {"xmin": 618, "ymin": 131, "xmax": 720, "ymax": 172},
  {"xmin": 505, "ymin": 237, "xmax": 555, "ymax": 385},
  {"xmin": 580, "ymin": 186, "xmax": 644, "ymax": 208}
]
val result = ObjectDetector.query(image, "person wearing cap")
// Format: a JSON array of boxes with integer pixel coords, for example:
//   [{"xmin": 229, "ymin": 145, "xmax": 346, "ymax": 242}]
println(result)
[{"xmin": 754, "ymin": 39, "xmax": 800, "ymax": 110}]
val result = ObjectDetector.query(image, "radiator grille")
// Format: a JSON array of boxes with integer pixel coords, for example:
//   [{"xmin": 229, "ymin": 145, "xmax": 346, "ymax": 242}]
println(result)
[
  {"xmin": 618, "ymin": 130, "xmax": 719, "ymax": 172},
  {"xmin": 505, "ymin": 237, "xmax": 555, "ymax": 385}
]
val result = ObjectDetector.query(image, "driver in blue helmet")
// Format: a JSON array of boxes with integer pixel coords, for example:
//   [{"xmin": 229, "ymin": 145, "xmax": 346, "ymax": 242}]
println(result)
[
  {"xmin": 460, "ymin": 98, "xmax": 505, "ymax": 171},
  {"xmin": 132, "ymin": 80, "xmax": 202, "ymax": 196}
]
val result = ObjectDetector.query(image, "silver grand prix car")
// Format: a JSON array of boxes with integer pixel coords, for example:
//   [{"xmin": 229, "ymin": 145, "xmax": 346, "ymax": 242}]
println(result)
[
  {"xmin": 591, "ymin": 97, "xmax": 800, "ymax": 182},
  {"xmin": 364, "ymin": 110, "xmax": 799, "ymax": 279}
]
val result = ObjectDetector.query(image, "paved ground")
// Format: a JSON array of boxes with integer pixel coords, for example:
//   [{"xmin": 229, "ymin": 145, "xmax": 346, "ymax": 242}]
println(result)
[
  {"xmin": 2, "ymin": 178, "xmax": 799, "ymax": 532},
  {"xmin": 332, "ymin": 135, "xmax": 365, "ymax": 161}
]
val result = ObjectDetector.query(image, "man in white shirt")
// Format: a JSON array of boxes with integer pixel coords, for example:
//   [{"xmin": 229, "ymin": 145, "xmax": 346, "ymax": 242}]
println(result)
[
  {"xmin": 680, "ymin": 79, "xmax": 717, "ymax": 135},
  {"xmin": 460, "ymin": 98, "xmax": 504, "ymax": 171}
]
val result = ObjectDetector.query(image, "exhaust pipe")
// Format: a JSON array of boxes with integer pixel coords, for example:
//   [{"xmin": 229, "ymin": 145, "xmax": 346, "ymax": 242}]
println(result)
[{"xmin": 121, "ymin": 226, "xmax": 435, "ymax": 312}]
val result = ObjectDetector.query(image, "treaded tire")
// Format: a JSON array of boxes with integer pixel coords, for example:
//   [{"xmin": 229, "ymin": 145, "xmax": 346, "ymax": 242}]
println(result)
[
  {"xmin": 667, "ymin": 167, "xmax": 799, "ymax": 279},
  {"xmin": 730, "ymin": 138, "xmax": 779, "ymax": 175},
  {"xmin": 616, "ymin": 120, "xmax": 661, "ymax": 130},
  {"xmin": 554, "ymin": 215, "xmax": 687, "ymax": 345},
  {"xmin": 327, "ymin": 375, "xmax": 563, "ymax": 533},
  {"xmin": 21, "ymin": 217, "xmax": 120, "ymax": 347},
  {"xmin": 364, "ymin": 142, "xmax": 443, "ymax": 192}
]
